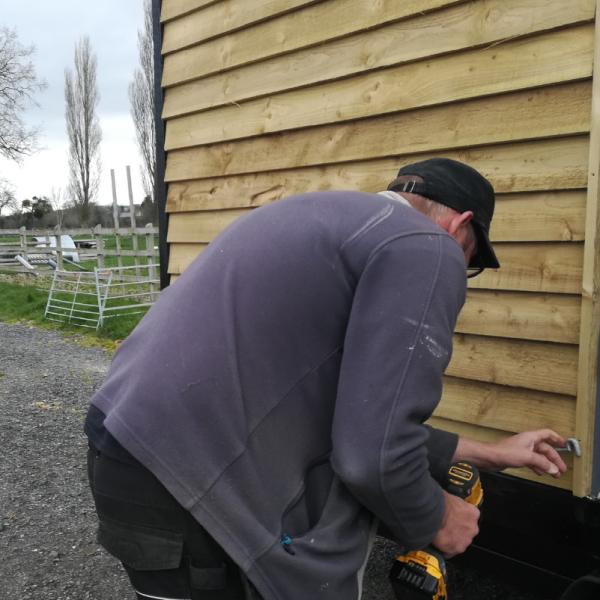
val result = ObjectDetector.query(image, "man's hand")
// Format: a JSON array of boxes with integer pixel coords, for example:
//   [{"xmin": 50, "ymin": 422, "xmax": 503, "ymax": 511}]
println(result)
[
  {"xmin": 453, "ymin": 429, "xmax": 568, "ymax": 478},
  {"xmin": 431, "ymin": 491, "xmax": 480, "ymax": 558}
]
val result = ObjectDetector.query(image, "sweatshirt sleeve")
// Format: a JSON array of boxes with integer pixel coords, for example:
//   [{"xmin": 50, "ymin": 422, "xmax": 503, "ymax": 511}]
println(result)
[
  {"xmin": 424, "ymin": 426, "xmax": 459, "ymax": 484},
  {"xmin": 331, "ymin": 233, "xmax": 466, "ymax": 550}
]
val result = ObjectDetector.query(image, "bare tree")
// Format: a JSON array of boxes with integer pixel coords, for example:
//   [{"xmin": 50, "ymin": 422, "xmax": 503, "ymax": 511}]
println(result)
[
  {"xmin": 0, "ymin": 27, "xmax": 46, "ymax": 161},
  {"xmin": 129, "ymin": 0, "xmax": 156, "ymax": 202},
  {"xmin": 0, "ymin": 177, "xmax": 18, "ymax": 215},
  {"xmin": 49, "ymin": 186, "xmax": 67, "ymax": 229},
  {"xmin": 64, "ymin": 36, "xmax": 102, "ymax": 225}
]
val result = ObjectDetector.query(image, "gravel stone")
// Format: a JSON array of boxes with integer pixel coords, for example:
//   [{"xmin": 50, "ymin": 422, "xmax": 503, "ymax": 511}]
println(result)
[{"xmin": 0, "ymin": 321, "xmax": 549, "ymax": 599}]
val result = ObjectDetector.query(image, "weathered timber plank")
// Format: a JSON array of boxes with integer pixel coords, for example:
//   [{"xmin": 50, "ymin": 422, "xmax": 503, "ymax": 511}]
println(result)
[
  {"xmin": 161, "ymin": 0, "xmax": 219, "ymax": 23},
  {"xmin": 167, "ymin": 209, "xmax": 248, "ymax": 243},
  {"xmin": 456, "ymin": 290, "xmax": 581, "ymax": 344},
  {"xmin": 165, "ymin": 242, "xmax": 583, "ymax": 342},
  {"xmin": 438, "ymin": 376, "xmax": 576, "ymax": 433},
  {"xmin": 468, "ymin": 242, "xmax": 583, "ymax": 294},
  {"xmin": 161, "ymin": 0, "xmax": 465, "ymax": 85},
  {"xmin": 164, "ymin": 25, "xmax": 593, "ymax": 149},
  {"xmin": 573, "ymin": 0, "xmax": 600, "ymax": 497},
  {"xmin": 162, "ymin": 0, "xmax": 322, "ymax": 53},
  {"xmin": 167, "ymin": 187, "xmax": 586, "ymax": 243},
  {"xmin": 446, "ymin": 333, "xmax": 578, "ymax": 396},
  {"xmin": 491, "ymin": 191, "xmax": 586, "ymax": 242},
  {"xmin": 165, "ymin": 82, "xmax": 591, "ymax": 179},
  {"xmin": 427, "ymin": 416, "xmax": 573, "ymax": 490},
  {"xmin": 167, "ymin": 242, "xmax": 208, "ymax": 274},
  {"xmin": 166, "ymin": 192, "xmax": 585, "ymax": 248},
  {"xmin": 163, "ymin": 0, "xmax": 595, "ymax": 115},
  {"xmin": 165, "ymin": 137, "xmax": 589, "ymax": 210}
]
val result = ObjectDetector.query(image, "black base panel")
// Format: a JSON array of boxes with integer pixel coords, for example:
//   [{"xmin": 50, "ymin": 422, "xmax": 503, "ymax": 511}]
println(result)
[{"xmin": 454, "ymin": 472, "xmax": 600, "ymax": 594}]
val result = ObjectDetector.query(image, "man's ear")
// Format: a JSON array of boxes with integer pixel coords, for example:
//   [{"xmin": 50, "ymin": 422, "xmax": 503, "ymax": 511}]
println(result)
[{"xmin": 448, "ymin": 211, "xmax": 473, "ymax": 236}]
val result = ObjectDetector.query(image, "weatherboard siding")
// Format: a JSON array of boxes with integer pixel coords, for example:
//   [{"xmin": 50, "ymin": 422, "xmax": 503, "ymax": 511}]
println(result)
[{"xmin": 159, "ymin": 0, "xmax": 600, "ymax": 496}]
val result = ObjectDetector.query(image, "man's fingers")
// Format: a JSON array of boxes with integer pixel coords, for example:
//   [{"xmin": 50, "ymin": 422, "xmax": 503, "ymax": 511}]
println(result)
[
  {"xmin": 527, "ymin": 443, "xmax": 567, "ymax": 477},
  {"xmin": 536, "ymin": 441, "xmax": 568, "ymax": 474},
  {"xmin": 530, "ymin": 429, "xmax": 567, "ymax": 448}
]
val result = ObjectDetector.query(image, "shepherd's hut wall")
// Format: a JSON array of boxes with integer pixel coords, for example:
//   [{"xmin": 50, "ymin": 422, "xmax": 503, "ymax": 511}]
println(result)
[{"xmin": 158, "ymin": 0, "xmax": 600, "ymax": 497}]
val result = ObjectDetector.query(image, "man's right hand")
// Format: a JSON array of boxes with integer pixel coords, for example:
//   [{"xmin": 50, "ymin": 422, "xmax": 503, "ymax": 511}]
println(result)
[{"xmin": 431, "ymin": 490, "xmax": 480, "ymax": 558}]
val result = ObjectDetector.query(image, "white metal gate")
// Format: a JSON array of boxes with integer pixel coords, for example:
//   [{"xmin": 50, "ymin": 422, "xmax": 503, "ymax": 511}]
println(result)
[{"xmin": 44, "ymin": 264, "xmax": 160, "ymax": 329}]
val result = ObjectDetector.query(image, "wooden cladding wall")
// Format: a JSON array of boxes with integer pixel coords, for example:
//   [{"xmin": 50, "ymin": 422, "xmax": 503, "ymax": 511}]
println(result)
[{"xmin": 160, "ymin": 0, "xmax": 600, "ymax": 495}]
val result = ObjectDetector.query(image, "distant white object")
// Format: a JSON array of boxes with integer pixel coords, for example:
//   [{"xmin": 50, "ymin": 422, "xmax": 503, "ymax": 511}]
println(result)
[{"xmin": 34, "ymin": 235, "xmax": 80, "ymax": 263}]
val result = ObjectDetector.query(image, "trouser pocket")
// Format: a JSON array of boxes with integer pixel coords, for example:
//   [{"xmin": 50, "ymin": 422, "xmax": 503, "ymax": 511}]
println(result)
[
  {"xmin": 98, "ymin": 517, "xmax": 184, "ymax": 571},
  {"xmin": 87, "ymin": 446, "xmax": 253, "ymax": 599}
]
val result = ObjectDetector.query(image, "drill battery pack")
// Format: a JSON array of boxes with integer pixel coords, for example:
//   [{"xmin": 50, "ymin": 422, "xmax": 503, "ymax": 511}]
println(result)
[{"xmin": 390, "ymin": 548, "xmax": 448, "ymax": 600}]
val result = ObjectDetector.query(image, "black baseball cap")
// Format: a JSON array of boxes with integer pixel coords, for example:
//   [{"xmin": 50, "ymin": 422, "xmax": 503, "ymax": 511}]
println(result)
[{"xmin": 387, "ymin": 158, "xmax": 500, "ymax": 271}]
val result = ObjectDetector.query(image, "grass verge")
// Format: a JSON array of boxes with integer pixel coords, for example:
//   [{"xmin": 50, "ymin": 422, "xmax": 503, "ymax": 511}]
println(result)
[{"xmin": 0, "ymin": 280, "xmax": 148, "ymax": 351}]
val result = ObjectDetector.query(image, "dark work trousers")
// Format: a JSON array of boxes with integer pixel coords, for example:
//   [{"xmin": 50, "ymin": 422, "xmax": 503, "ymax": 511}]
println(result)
[{"xmin": 87, "ymin": 445, "xmax": 262, "ymax": 600}]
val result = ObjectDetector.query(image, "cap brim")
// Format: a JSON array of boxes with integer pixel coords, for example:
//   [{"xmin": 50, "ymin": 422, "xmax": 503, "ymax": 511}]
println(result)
[{"xmin": 470, "ymin": 223, "xmax": 500, "ymax": 271}]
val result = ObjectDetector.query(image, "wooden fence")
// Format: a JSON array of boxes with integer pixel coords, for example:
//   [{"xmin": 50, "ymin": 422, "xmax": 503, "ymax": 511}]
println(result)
[{"xmin": 0, "ymin": 224, "xmax": 159, "ymax": 275}]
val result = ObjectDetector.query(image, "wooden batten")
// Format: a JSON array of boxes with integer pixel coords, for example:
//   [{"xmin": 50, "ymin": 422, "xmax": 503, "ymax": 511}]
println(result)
[
  {"xmin": 162, "ymin": 0, "xmax": 322, "ymax": 53},
  {"xmin": 446, "ymin": 334, "xmax": 579, "ymax": 396},
  {"xmin": 467, "ymin": 242, "xmax": 584, "ymax": 294},
  {"xmin": 160, "ymin": 0, "xmax": 218, "ymax": 23},
  {"xmin": 573, "ymin": 0, "xmax": 600, "ymax": 498},
  {"xmin": 438, "ymin": 377, "xmax": 576, "ymax": 434},
  {"xmin": 456, "ymin": 290, "xmax": 581, "ymax": 344}
]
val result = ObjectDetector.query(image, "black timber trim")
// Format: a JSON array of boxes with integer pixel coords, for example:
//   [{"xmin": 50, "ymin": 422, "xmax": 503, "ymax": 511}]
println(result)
[
  {"xmin": 152, "ymin": 0, "xmax": 169, "ymax": 289},
  {"xmin": 451, "ymin": 471, "xmax": 600, "ymax": 596}
]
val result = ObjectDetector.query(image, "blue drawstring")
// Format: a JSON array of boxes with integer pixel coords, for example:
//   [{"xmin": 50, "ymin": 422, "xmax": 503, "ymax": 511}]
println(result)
[{"xmin": 280, "ymin": 534, "xmax": 295, "ymax": 555}]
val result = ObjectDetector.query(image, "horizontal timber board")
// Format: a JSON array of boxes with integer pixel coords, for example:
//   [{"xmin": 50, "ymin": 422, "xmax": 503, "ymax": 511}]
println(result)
[
  {"xmin": 165, "ymin": 136, "xmax": 589, "ymax": 208},
  {"xmin": 165, "ymin": 245, "xmax": 582, "ymax": 345},
  {"xmin": 161, "ymin": 0, "xmax": 465, "ymax": 84},
  {"xmin": 167, "ymin": 242, "xmax": 207, "ymax": 274},
  {"xmin": 490, "ymin": 191, "xmax": 586, "ymax": 242},
  {"xmin": 162, "ymin": 0, "xmax": 323, "ymax": 54},
  {"xmin": 164, "ymin": 24, "xmax": 593, "ymax": 149},
  {"xmin": 427, "ymin": 416, "xmax": 572, "ymax": 489},
  {"xmin": 160, "ymin": 0, "xmax": 218, "ymax": 22},
  {"xmin": 165, "ymin": 82, "xmax": 592, "ymax": 178},
  {"xmin": 438, "ymin": 376, "xmax": 575, "ymax": 433},
  {"xmin": 456, "ymin": 290, "xmax": 581, "ymax": 344},
  {"xmin": 166, "ymin": 192, "xmax": 585, "ymax": 245},
  {"xmin": 167, "ymin": 237, "xmax": 583, "ymax": 296},
  {"xmin": 469, "ymin": 242, "xmax": 583, "ymax": 294},
  {"xmin": 167, "ymin": 209, "xmax": 248, "ymax": 243},
  {"xmin": 446, "ymin": 333, "xmax": 578, "ymax": 395},
  {"xmin": 163, "ymin": 0, "xmax": 595, "ymax": 116}
]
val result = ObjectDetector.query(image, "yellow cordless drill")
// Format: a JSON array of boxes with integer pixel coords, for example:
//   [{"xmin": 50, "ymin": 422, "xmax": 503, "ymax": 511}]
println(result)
[{"xmin": 389, "ymin": 462, "xmax": 483, "ymax": 600}]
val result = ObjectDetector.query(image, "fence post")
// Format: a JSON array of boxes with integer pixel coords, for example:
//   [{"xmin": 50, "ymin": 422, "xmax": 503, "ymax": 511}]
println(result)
[
  {"xmin": 94, "ymin": 224, "xmax": 104, "ymax": 269},
  {"xmin": 111, "ymin": 169, "xmax": 123, "ymax": 272},
  {"xmin": 55, "ymin": 226, "xmax": 63, "ymax": 270},
  {"xmin": 126, "ymin": 165, "xmax": 140, "ymax": 278},
  {"xmin": 145, "ymin": 223, "xmax": 157, "ymax": 299},
  {"xmin": 19, "ymin": 226, "xmax": 27, "ymax": 261}
]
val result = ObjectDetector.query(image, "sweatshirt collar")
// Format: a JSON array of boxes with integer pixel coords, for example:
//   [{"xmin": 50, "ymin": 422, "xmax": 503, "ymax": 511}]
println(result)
[{"xmin": 377, "ymin": 190, "xmax": 412, "ymax": 207}]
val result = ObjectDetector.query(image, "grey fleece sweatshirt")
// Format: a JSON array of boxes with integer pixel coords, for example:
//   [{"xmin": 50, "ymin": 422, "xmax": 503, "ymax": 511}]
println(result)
[{"xmin": 90, "ymin": 191, "xmax": 465, "ymax": 599}]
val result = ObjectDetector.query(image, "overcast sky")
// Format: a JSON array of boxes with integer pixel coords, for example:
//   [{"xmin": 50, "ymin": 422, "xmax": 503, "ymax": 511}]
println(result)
[{"xmin": 0, "ymin": 0, "xmax": 146, "ymax": 206}]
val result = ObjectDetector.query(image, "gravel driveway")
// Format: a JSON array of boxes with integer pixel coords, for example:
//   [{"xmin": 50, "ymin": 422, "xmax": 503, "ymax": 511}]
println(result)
[{"xmin": 0, "ymin": 321, "xmax": 548, "ymax": 599}]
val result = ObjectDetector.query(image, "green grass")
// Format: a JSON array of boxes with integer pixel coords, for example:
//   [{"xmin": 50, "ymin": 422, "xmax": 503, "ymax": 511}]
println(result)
[
  {"xmin": 0, "ymin": 280, "xmax": 149, "ymax": 350},
  {"xmin": 69, "ymin": 235, "xmax": 156, "ymax": 273}
]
